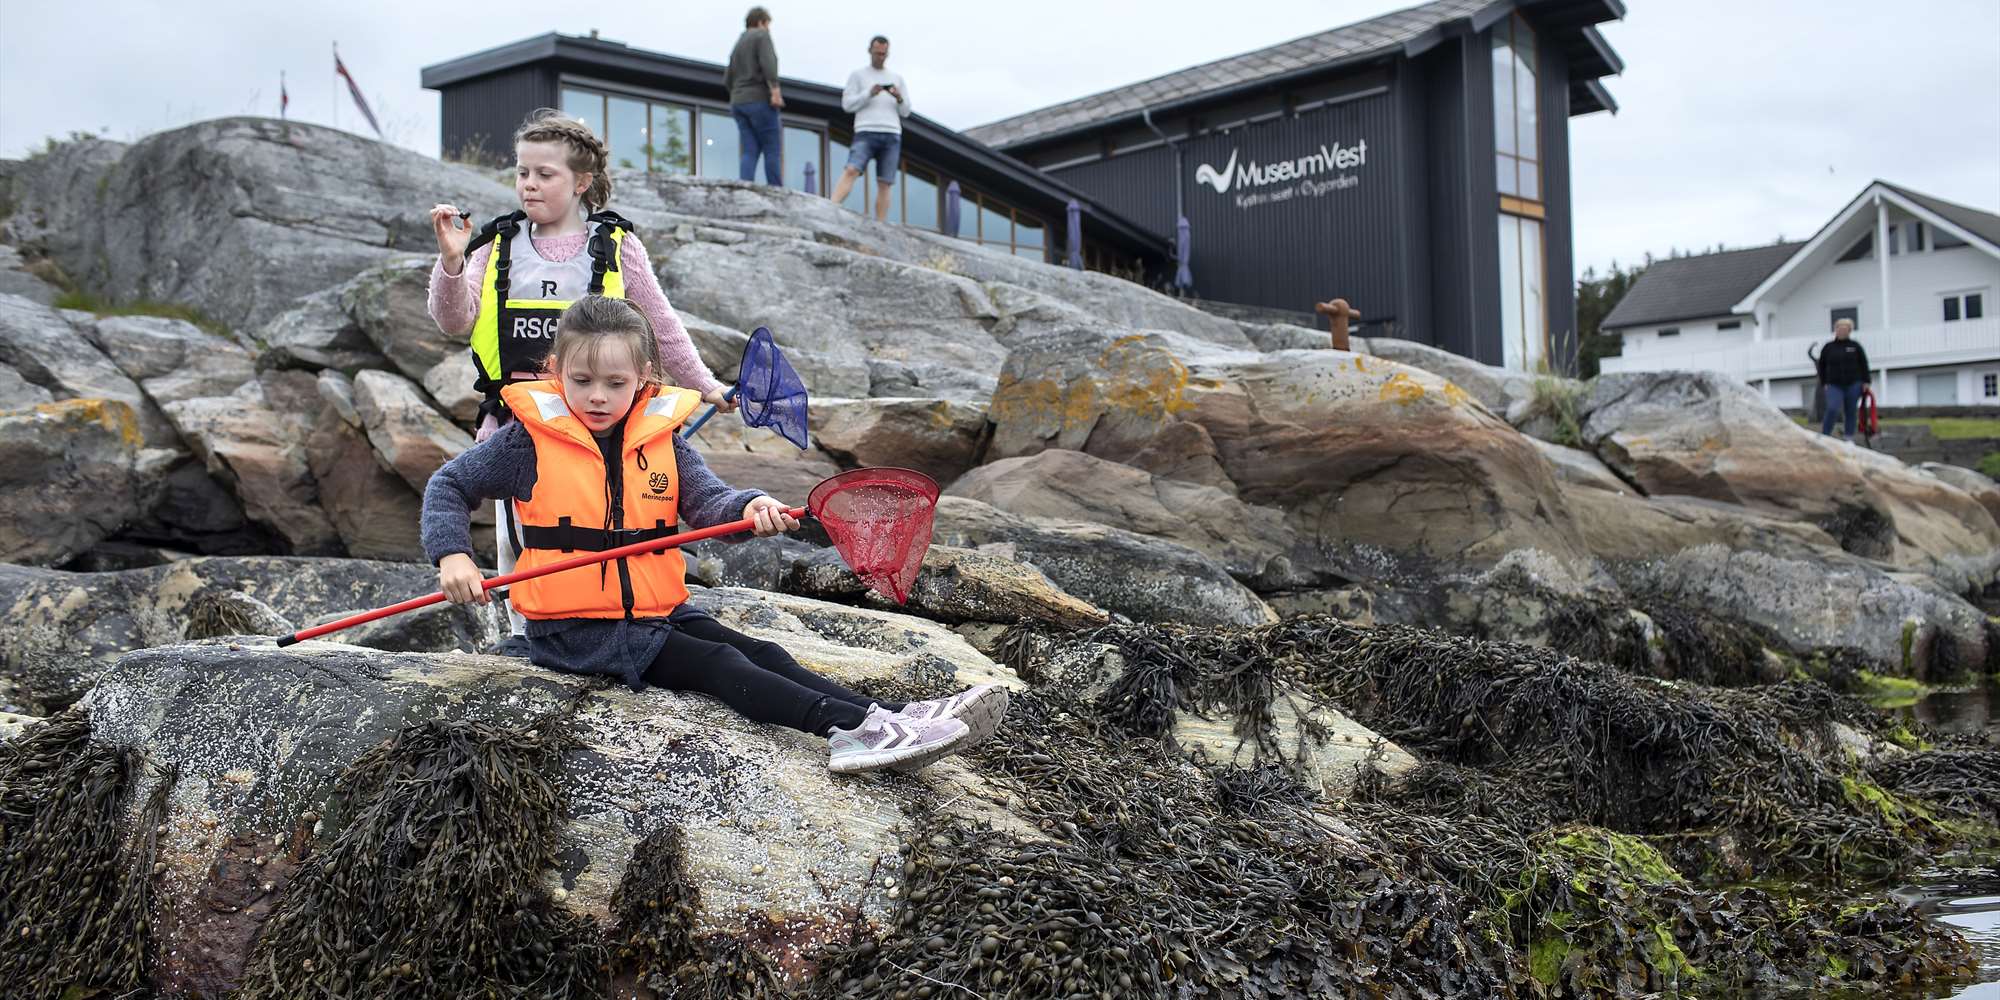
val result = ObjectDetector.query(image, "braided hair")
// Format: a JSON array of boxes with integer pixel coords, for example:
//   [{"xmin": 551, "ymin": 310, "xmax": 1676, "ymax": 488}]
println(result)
[{"xmin": 513, "ymin": 108, "xmax": 613, "ymax": 212}]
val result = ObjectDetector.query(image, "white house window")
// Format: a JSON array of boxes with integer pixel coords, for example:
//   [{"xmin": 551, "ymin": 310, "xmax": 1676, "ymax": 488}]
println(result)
[
  {"xmin": 1888, "ymin": 221, "xmax": 1926, "ymax": 255},
  {"xmin": 1985, "ymin": 373, "xmax": 1998, "ymax": 398},
  {"xmin": 1943, "ymin": 291, "xmax": 1986, "ymax": 322},
  {"xmin": 1657, "ymin": 327, "xmax": 1680, "ymax": 338},
  {"xmin": 1717, "ymin": 320, "xmax": 1742, "ymax": 331},
  {"xmin": 1837, "ymin": 233, "xmax": 1872, "ymax": 262},
  {"xmin": 1830, "ymin": 306, "xmax": 1860, "ymax": 330}
]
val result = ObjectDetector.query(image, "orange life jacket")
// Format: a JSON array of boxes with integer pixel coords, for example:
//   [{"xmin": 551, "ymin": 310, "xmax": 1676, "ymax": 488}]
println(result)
[{"xmin": 500, "ymin": 379, "xmax": 703, "ymax": 620}]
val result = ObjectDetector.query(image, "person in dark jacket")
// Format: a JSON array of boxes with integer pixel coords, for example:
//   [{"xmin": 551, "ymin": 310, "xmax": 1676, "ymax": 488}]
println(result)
[
  {"xmin": 723, "ymin": 7, "xmax": 784, "ymax": 184},
  {"xmin": 1816, "ymin": 318, "xmax": 1871, "ymax": 439}
]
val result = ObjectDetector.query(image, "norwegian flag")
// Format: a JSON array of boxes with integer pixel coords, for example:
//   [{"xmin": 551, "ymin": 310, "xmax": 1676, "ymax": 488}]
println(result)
[
  {"xmin": 280, "ymin": 71, "xmax": 288, "ymax": 120},
  {"xmin": 333, "ymin": 46, "xmax": 381, "ymax": 136}
]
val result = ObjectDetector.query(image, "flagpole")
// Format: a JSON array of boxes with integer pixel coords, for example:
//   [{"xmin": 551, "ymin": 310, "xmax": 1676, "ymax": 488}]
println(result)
[{"xmin": 331, "ymin": 42, "xmax": 338, "ymax": 131}]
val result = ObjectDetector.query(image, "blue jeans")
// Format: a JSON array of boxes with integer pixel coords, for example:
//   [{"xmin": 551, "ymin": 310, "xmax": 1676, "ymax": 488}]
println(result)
[
  {"xmin": 1821, "ymin": 381, "xmax": 1864, "ymax": 436},
  {"xmin": 731, "ymin": 102, "xmax": 782, "ymax": 184},
  {"xmin": 845, "ymin": 131, "xmax": 901, "ymax": 184}
]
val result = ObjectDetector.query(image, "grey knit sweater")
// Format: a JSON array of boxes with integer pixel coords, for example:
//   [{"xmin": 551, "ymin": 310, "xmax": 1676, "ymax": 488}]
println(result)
[{"xmin": 421, "ymin": 420, "xmax": 766, "ymax": 690}]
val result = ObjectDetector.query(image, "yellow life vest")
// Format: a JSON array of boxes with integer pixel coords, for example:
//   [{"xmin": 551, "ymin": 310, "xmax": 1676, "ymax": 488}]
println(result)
[
  {"xmin": 500, "ymin": 378, "xmax": 702, "ymax": 620},
  {"xmin": 467, "ymin": 210, "xmax": 635, "ymax": 417}
]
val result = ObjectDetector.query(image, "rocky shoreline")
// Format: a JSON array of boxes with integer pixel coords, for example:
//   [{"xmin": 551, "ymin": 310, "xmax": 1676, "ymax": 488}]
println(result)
[{"xmin": 2, "ymin": 118, "xmax": 1997, "ymax": 997}]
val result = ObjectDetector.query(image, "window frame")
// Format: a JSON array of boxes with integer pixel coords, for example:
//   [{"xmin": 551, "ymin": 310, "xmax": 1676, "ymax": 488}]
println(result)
[
  {"xmin": 1983, "ymin": 372, "xmax": 1998, "ymax": 399},
  {"xmin": 1942, "ymin": 289, "xmax": 1989, "ymax": 323},
  {"xmin": 1491, "ymin": 13, "xmax": 1542, "ymax": 204},
  {"xmin": 1656, "ymin": 327, "xmax": 1681, "ymax": 338}
]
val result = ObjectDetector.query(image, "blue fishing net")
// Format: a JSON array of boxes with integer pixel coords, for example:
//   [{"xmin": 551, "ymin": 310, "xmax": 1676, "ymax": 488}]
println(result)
[{"xmin": 738, "ymin": 326, "xmax": 810, "ymax": 450}]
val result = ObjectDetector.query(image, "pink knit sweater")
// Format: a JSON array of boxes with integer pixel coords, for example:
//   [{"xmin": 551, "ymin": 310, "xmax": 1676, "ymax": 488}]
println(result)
[{"xmin": 426, "ymin": 231, "xmax": 723, "ymax": 398}]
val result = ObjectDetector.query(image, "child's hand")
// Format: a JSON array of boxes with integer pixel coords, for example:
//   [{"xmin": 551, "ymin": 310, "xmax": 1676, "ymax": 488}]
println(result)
[
  {"xmin": 702, "ymin": 387, "xmax": 739, "ymax": 414},
  {"xmin": 431, "ymin": 203, "xmax": 472, "ymax": 273},
  {"xmin": 438, "ymin": 553, "xmax": 489, "ymax": 605},
  {"xmin": 744, "ymin": 496, "xmax": 799, "ymax": 537}
]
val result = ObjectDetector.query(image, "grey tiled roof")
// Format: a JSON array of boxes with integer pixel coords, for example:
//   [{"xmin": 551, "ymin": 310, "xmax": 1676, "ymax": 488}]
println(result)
[
  {"xmin": 1600, "ymin": 242, "xmax": 1805, "ymax": 331},
  {"xmin": 964, "ymin": 0, "xmax": 1492, "ymax": 149},
  {"xmin": 1884, "ymin": 182, "xmax": 2000, "ymax": 249}
]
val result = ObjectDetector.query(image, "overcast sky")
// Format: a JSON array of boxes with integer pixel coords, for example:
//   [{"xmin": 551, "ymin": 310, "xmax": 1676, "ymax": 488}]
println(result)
[{"xmin": 2, "ymin": 1, "xmax": 1995, "ymax": 276}]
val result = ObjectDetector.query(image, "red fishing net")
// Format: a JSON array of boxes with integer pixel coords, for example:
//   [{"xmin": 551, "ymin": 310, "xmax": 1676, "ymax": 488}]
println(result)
[{"xmin": 808, "ymin": 467, "xmax": 940, "ymax": 604}]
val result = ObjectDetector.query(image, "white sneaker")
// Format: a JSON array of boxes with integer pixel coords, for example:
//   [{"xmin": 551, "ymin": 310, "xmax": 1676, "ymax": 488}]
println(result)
[
  {"xmin": 888, "ymin": 685, "xmax": 1008, "ymax": 773},
  {"xmin": 827, "ymin": 704, "xmax": 971, "ymax": 774}
]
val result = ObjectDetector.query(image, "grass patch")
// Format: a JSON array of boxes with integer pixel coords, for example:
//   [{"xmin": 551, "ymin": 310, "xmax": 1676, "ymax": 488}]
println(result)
[
  {"xmin": 1881, "ymin": 417, "xmax": 2000, "ymax": 440},
  {"xmin": 51, "ymin": 290, "xmax": 228, "ymax": 338},
  {"xmin": 1978, "ymin": 452, "xmax": 2000, "ymax": 480},
  {"xmin": 1528, "ymin": 375, "xmax": 1587, "ymax": 447}
]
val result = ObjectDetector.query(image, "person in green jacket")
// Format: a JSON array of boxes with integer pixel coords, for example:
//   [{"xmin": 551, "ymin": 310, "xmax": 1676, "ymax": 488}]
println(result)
[{"xmin": 723, "ymin": 7, "xmax": 785, "ymax": 184}]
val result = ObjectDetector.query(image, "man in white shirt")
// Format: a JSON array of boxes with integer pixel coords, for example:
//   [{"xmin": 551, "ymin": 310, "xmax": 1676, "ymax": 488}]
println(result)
[{"xmin": 832, "ymin": 36, "xmax": 912, "ymax": 222}]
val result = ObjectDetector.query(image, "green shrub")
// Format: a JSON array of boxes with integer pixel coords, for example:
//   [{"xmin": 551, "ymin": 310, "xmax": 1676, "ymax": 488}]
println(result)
[{"xmin": 1977, "ymin": 452, "xmax": 2000, "ymax": 481}]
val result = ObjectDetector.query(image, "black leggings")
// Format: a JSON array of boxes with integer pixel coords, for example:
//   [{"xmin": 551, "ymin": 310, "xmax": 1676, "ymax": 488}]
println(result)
[{"xmin": 642, "ymin": 616, "xmax": 905, "ymax": 737}]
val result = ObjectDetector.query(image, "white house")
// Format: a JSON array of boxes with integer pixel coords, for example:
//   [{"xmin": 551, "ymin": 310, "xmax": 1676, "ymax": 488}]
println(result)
[{"xmin": 1601, "ymin": 181, "xmax": 2000, "ymax": 408}]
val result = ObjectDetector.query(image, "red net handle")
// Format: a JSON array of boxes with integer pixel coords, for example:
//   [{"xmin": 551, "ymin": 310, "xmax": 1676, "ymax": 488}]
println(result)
[{"xmin": 277, "ymin": 506, "xmax": 807, "ymax": 646}]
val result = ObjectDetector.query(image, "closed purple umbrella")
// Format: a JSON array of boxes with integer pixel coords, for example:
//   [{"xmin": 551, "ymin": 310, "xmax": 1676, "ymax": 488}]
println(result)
[
  {"xmin": 803, "ymin": 161, "xmax": 816, "ymax": 195},
  {"xmin": 1065, "ymin": 199, "xmax": 1083, "ymax": 269},
  {"xmin": 944, "ymin": 181, "xmax": 962, "ymax": 237},
  {"xmin": 1174, "ymin": 215, "xmax": 1193, "ymax": 290}
]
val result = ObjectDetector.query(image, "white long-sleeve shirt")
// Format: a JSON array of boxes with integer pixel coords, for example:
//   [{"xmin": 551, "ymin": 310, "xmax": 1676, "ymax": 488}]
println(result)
[{"xmin": 840, "ymin": 67, "xmax": 912, "ymax": 134}]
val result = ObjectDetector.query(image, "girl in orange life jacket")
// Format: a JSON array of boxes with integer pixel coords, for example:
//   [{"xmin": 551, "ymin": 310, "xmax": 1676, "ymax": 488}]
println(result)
[
  {"xmin": 427, "ymin": 108, "xmax": 737, "ymax": 656},
  {"xmin": 421, "ymin": 296, "xmax": 1007, "ymax": 774}
]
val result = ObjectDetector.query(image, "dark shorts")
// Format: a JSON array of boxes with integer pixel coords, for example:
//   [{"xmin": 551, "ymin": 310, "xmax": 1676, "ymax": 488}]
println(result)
[{"xmin": 846, "ymin": 131, "xmax": 901, "ymax": 184}]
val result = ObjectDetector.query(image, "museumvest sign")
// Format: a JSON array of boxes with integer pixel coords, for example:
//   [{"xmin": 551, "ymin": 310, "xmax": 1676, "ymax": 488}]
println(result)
[{"xmin": 1195, "ymin": 138, "xmax": 1370, "ymax": 207}]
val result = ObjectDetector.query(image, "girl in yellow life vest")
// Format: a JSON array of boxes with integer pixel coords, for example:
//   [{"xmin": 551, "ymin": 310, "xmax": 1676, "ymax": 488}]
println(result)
[
  {"xmin": 421, "ymin": 296, "xmax": 1007, "ymax": 774},
  {"xmin": 427, "ymin": 108, "xmax": 736, "ymax": 656}
]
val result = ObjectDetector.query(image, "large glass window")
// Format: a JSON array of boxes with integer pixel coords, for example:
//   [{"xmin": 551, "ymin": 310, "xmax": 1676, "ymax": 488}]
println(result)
[
  {"xmin": 784, "ymin": 126, "xmax": 822, "ymax": 193},
  {"xmin": 607, "ymin": 96, "xmax": 649, "ymax": 171},
  {"xmin": 1492, "ymin": 16, "xmax": 1540, "ymax": 202},
  {"xmin": 980, "ymin": 202, "xmax": 1011, "ymax": 250},
  {"xmin": 561, "ymin": 88, "xmax": 604, "ymax": 133},
  {"xmin": 904, "ymin": 168, "xmax": 940, "ymax": 231},
  {"xmin": 1498, "ymin": 214, "xmax": 1546, "ymax": 372},
  {"xmin": 651, "ymin": 105, "xmax": 692, "ymax": 174},
  {"xmin": 1014, "ymin": 216, "xmax": 1045, "ymax": 261},
  {"xmin": 698, "ymin": 109, "xmax": 738, "ymax": 180}
]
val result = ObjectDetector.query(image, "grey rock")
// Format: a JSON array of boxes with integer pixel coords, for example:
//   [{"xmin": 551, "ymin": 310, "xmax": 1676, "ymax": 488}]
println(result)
[
  {"xmin": 1367, "ymin": 337, "xmax": 1532, "ymax": 413},
  {"xmin": 679, "ymin": 311, "xmax": 872, "ymax": 398},
  {"xmin": 0, "ymin": 243, "xmax": 59, "ymax": 304},
  {"xmin": 87, "ymin": 314, "xmax": 256, "ymax": 406},
  {"xmin": 811, "ymin": 396, "xmax": 988, "ymax": 486},
  {"xmin": 782, "ymin": 543, "xmax": 1109, "ymax": 629},
  {"xmin": 947, "ymin": 449, "xmax": 1324, "ymax": 589},
  {"xmin": 421, "ymin": 352, "xmax": 483, "ymax": 425},
  {"xmin": 256, "ymin": 281, "xmax": 393, "ymax": 373},
  {"xmin": 661, "ymin": 236, "xmax": 1004, "ymax": 401},
  {"xmin": 1919, "ymin": 462, "xmax": 2000, "ymax": 525},
  {"xmin": 1530, "ymin": 437, "xmax": 1632, "ymax": 494},
  {"xmin": 987, "ymin": 327, "xmax": 1598, "ymax": 585},
  {"xmin": 342, "ymin": 259, "xmax": 452, "ymax": 383},
  {"xmin": 1581, "ymin": 371, "xmax": 2000, "ymax": 592},
  {"xmin": 0, "ymin": 362, "xmax": 54, "ymax": 407},
  {"xmin": 1243, "ymin": 323, "xmax": 1347, "ymax": 352},
  {"xmin": 161, "ymin": 384, "xmax": 342, "ymax": 555},
  {"xmin": 933, "ymin": 495, "xmax": 1276, "ymax": 627},
  {"xmin": 0, "ymin": 556, "xmax": 470, "ymax": 711},
  {"xmin": 351, "ymin": 369, "xmax": 472, "ymax": 494},
  {"xmin": 0, "ymin": 398, "xmax": 149, "ymax": 566},
  {"xmin": 0, "ymin": 292, "xmax": 178, "ymax": 446},
  {"xmin": 3, "ymin": 120, "xmax": 511, "ymax": 330},
  {"xmin": 1620, "ymin": 544, "xmax": 1992, "ymax": 679},
  {"xmin": 306, "ymin": 371, "xmax": 425, "ymax": 561}
]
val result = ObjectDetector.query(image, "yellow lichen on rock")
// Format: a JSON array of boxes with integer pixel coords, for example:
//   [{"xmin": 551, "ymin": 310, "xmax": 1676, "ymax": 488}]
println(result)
[{"xmin": 1378, "ymin": 372, "xmax": 1427, "ymax": 405}]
